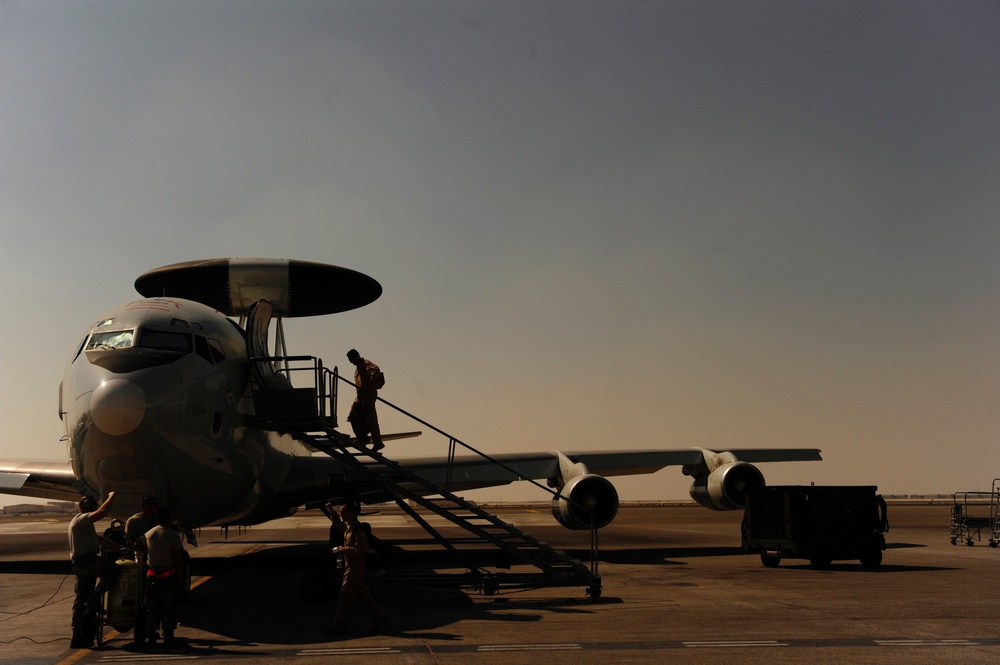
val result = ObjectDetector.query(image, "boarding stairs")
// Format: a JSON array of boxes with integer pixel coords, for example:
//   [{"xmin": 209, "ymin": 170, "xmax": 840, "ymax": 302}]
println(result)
[{"xmin": 249, "ymin": 353, "xmax": 602, "ymax": 599}]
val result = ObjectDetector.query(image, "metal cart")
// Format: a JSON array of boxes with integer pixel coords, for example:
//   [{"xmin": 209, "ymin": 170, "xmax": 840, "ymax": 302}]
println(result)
[
  {"xmin": 96, "ymin": 551, "xmax": 145, "ymax": 647},
  {"xmin": 950, "ymin": 480, "xmax": 1000, "ymax": 547},
  {"xmin": 991, "ymin": 478, "xmax": 1000, "ymax": 548}
]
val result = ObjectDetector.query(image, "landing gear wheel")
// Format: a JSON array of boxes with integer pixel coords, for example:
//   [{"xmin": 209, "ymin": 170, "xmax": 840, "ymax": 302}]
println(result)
[
  {"xmin": 299, "ymin": 571, "xmax": 333, "ymax": 605},
  {"xmin": 859, "ymin": 549, "xmax": 882, "ymax": 568},
  {"xmin": 760, "ymin": 552, "xmax": 781, "ymax": 568},
  {"xmin": 587, "ymin": 584, "xmax": 602, "ymax": 601},
  {"xmin": 990, "ymin": 540, "xmax": 998, "ymax": 549},
  {"xmin": 966, "ymin": 539, "xmax": 975, "ymax": 547}
]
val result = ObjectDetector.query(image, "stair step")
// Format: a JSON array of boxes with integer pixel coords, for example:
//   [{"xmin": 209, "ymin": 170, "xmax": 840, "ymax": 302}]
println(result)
[{"xmin": 281, "ymin": 421, "xmax": 601, "ymax": 583}]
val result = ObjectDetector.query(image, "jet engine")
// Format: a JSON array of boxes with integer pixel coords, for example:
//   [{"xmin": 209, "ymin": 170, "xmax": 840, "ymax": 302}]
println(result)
[
  {"xmin": 688, "ymin": 460, "xmax": 765, "ymax": 511},
  {"xmin": 551, "ymin": 473, "xmax": 620, "ymax": 530}
]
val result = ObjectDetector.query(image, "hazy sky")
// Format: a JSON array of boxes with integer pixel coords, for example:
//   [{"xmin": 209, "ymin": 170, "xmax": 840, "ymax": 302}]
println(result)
[{"xmin": 2, "ymin": 1, "xmax": 999, "ymax": 503}]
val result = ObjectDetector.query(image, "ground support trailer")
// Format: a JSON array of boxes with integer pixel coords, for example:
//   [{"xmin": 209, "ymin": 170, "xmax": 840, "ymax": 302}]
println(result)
[{"xmin": 742, "ymin": 485, "xmax": 888, "ymax": 568}]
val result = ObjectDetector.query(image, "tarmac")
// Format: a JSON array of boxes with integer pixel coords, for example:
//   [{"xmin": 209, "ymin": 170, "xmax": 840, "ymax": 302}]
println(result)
[{"xmin": 1, "ymin": 502, "xmax": 998, "ymax": 664}]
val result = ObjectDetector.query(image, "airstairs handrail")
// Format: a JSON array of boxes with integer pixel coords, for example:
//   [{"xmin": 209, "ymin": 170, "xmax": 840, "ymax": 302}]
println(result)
[
  {"xmin": 253, "ymin": 354, "xmax": 601, "ymax": 533},
  {"xmin": 251, "ymin": 355, "xmax": 340, "ymax": 426},
  {"xmin": 331, "ymin": 371, "xmax": 600, "ymax": 528}
]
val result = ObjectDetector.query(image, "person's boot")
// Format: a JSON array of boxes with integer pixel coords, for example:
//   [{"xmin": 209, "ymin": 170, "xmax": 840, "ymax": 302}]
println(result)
[
  {"xmin": 162, "ymin": 629, "xmax": 179, "ymax": 649},
  {"xmin": 146, "ymin": 632, "xmax": 158, "ymax": 648}
]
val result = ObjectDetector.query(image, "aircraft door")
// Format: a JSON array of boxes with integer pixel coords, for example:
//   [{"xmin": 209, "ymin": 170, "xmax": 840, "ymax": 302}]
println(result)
[{"xmin": 245, "ymin": 299, "xmax": 289, "ymax": 390}]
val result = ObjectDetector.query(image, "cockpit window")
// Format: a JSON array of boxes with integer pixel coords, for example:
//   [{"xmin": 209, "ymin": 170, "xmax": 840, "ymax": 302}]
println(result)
[
  {"xmin": 87, "ymin": 330, "xmax": 134, "ymax": 350},
  {"xmin": 194, "ymin": 336, "xmax": 228, "ymax": 364},
  {"xmin": 195, "ymin": 335, "xmax": 212, "ymax": 363},
  {"xmin": 208, "ymin": 338, "xmax": 226, "ymax": 363},
  {"xmin": 138, "ymin": 329, "xmax": 192, "ymax": 353}
]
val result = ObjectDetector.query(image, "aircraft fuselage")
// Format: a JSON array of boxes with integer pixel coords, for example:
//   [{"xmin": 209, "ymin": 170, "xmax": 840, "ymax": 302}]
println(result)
[{"xmin": 62, "ymin": 297, "xmax": 311, "ymax": 527}]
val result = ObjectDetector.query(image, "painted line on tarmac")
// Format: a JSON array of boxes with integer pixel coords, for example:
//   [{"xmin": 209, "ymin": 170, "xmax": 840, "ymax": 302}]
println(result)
[
  {"xmin": 98, "ymin": 655, "xmax": 197, "ymax": 661},
  {"xmin": 879, "ymin": 639, "xmax": 978, "ymax": 646},
  {"xmin": 683, "ymin": 640, "xmax": 788, "ymax": 648},
  {"xmin": 300, "ymin": 647, "xmax": 401, "ymax": 655},
  {"xmin": 478, "ymin": 643, "xmax": 582, "ymax": 651}
]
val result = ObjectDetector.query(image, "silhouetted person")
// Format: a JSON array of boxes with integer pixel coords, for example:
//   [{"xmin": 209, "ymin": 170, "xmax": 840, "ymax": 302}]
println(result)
[
  {"xmin": 360, "ymin": 522, "xmax": 391, "ymax": 576},
  {"xmin": 68, "ymin": 492, "xmax": 121, "ymax": 648},
  {"xmin": 136, "ymin": 506, "xmax": 185, "ymax": 649},
  {"xmin": 325, "ymin": 503, "xmax": 388, "ymax": 635},
  {"xmin": 346, "ymin": 349, "xmax": 384, "ymax": 452},
  {"xmin": 125, "ymin": 495, "xmax": 159, "ymax": 547},
  {"xmin": 323, "ymin": 501, "xmax": 346, "ymax": 540}
]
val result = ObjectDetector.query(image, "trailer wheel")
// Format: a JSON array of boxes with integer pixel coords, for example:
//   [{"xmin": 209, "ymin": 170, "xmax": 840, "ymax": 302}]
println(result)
[
  {"xmin": 859, "ymin": 549, "xmax": 882, "ymax": 568},
  {"xmin": 809, "ymin": 554, "xmax": 832, "ymax": 569},
  {"xmin": 966, "ymin": 539, "xmax": 975, "ymax": 547},
  {"xmin": 990, "ymin": 540, "xmax": 998, "ymax": 549},
  {"xmin": 760, "ymin": 553, "xmax": 781, "ymax": 568}
]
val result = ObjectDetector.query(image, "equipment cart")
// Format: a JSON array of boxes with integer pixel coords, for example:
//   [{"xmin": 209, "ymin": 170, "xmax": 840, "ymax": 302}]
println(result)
[
  {"xmin": 950, "ymin": 482, "xmax": 1000, "ymax": 547},
  {"xmin": 96, "ymin": 550, "xmax": 145, "ymax": 647},
  {"xmin": 742, "ymin": 485, "xmax": 888, "ymax": 568},
  {"xmin": 992, "ymin": 478, "xmax": 1000, "ymax": 547}
]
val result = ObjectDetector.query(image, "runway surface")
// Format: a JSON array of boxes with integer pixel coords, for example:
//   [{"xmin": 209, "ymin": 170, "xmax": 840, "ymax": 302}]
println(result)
[{"xmin": 1, "ymin": 502, "xmax": 998, "ymax": 664}]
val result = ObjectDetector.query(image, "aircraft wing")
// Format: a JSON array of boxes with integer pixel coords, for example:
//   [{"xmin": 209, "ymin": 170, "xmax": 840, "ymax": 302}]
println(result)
[
  {"xmin": 0, "ymin": 460, "xmax": 79, "ymax": 502},
  {"xmin": 279, "ymin": 447, "xmax": 823, "ymax": 509},
  {"xmin": 398, "ymin": 447, "xmax": 822, "ymax": 486}
]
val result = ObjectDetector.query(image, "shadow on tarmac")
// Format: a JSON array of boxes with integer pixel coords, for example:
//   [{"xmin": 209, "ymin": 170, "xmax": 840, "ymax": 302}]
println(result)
[{"xmin": 173, "ymin": 540, "xmax": 604, "ymax": 646}]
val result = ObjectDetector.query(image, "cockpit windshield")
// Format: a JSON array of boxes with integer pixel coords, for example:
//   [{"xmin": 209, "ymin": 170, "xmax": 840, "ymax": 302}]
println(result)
[
  {"xmin": 86, "ymin": 330, "xmax": 134, "ymax": 350},
  {"xmin": 138, "ymin": 329, "xmax": 192, "ymax": 353}
]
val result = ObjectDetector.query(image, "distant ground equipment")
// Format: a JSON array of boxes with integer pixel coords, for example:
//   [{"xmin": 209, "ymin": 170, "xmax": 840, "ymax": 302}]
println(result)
[
  {"xmin": 741, "ymin": 485, "xmax": 888, "ymax": 568},
  {"xmin": 949, "ymin": 478, "xmax": 1000, "ymax": 547}
]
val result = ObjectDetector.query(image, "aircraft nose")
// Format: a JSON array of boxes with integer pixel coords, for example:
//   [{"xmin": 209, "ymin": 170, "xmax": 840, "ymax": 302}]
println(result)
[{"xmin": 90, "ymin": 379, "xmax": 146, "ymax": 435}]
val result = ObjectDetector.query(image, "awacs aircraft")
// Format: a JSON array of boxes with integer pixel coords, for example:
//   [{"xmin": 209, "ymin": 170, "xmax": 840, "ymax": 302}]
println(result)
[{"xmin": 0, "ymin": 258, "xmax": 821, "ymax": 532}]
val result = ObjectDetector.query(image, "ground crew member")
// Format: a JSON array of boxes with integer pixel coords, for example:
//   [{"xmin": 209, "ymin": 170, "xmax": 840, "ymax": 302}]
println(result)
[
  {"xmin": 346, "ymin": 349, "xmax": 384, "ymax": 452},
  {"xmin": 68, "ymin": 492, "xmax": 121, "ymax": 649},
  {"xmin": 125, "ymin": 495, "xmax": 159, "ymax": 547},
  {"xmin": 125, "ymin": 495, "xmax": 159, "ymax": 644},
  {"xmin": 136, "ymin": 506, "xmax": 185, "ymax": 648},
  {"xmin": 326, "ymin": 502, "xmax": 388, "ymax": 635}
]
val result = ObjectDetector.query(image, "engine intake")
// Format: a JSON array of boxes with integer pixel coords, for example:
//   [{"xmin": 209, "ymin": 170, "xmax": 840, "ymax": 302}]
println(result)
[
  {"xmin": 688, "ymin": 461, "xmax": 765, "ymax": 511},
  {"xmin": 551, "ymin": 474, "xmax": 619, "ymax": 530}
]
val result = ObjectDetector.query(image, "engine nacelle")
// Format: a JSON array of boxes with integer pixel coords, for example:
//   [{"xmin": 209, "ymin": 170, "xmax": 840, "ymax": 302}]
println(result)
[
  {"xmin": 688, "ymin": 461, "xmax": 765, "ymax": 511},
  {"xmin": 551, "ymin": 473, "xmax": 620, "ymax": 530}
]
